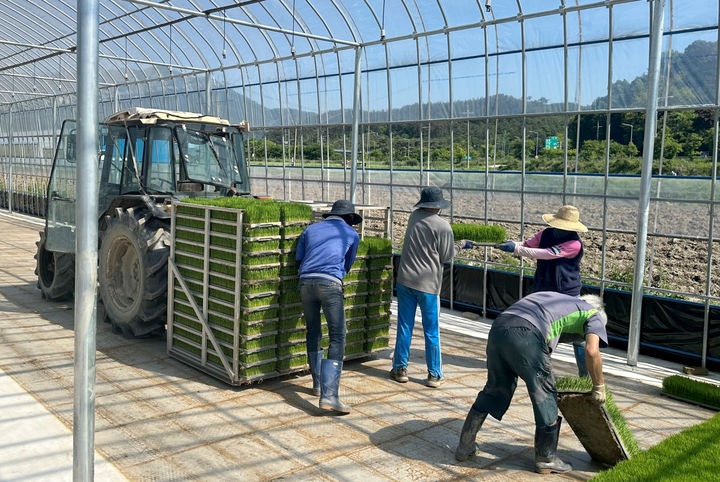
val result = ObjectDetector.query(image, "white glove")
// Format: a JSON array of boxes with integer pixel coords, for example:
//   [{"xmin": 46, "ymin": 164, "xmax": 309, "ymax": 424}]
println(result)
[{"xmin": 590, "ymin": 384, "xmax": 606, "ymax": 405}]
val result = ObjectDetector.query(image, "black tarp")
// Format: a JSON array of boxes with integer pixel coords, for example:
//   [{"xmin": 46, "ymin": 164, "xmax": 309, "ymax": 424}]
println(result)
[{"xmin": 393, "ymin": 255, "xmax": 720, "ymax": 370}]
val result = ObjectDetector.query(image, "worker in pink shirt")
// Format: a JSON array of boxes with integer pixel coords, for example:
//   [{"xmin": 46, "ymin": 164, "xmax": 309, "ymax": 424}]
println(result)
[{"xmin": 497, "ymin": 205, "xmax": 590, "ymax": 376}]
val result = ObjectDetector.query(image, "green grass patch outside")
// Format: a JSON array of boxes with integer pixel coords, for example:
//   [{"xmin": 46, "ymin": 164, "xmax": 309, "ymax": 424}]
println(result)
[
  {"xmin": 556, "ymin": 376, "xmax": 641, "ymax": 457},
  {"xmin": 593, "ymin": 412, "xmax": 720, "ymax": 481},
  {"xmin": 662, "ymin": 375, "xmax": 720, "ymax": 409},
  {"xmin": 451, "ymin": 223, "xmax": 507, "ymax": 243}
]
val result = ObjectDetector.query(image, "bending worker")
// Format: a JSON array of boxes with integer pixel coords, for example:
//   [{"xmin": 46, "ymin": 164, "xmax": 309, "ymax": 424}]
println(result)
[
  {"xmin": 297, "ymin": 199, "xmax": 361, "ymax": 414},
  {"xmin": 498, "ymin": 205, "xmax": 590, "ymax": 376},
  {"xmin": 390, "ymin": 186, "xmax": 470, "ymax": 388},
  {"xmin": 455, "ymin": 291, "xmax": 608, "ymax": 474}
]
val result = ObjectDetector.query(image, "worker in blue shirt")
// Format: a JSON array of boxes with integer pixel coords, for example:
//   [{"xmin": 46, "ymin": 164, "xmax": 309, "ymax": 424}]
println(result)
[{"xmin": 296, "ymin": 199, "xmax": 362, "ymax": 414}]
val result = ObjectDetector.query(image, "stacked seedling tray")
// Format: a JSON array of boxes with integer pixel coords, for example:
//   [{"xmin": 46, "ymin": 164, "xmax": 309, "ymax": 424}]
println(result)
[
  {"xmin": 363, "ymin": 238, "xmax": 393, "ymax": 353},
  {"xmin": 168, "ymin": 199, "xmax": 392, "ymax": 385}
]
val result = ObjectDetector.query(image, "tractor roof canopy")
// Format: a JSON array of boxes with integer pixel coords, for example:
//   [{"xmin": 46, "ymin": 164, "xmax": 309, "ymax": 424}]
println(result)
[{"xmin": 104, "ymin": 108, "xmax": 249, "ymax": 131}]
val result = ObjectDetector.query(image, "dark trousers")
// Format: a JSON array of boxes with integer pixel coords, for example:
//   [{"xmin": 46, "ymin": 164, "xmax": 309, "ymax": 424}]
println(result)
[
  {"xmin": 471, "ymin": 315, "xmax": 558, "ymax": 427},
  {"xmin": 300, "ymin": 278, "xmax": 346, "ymax": 361}
]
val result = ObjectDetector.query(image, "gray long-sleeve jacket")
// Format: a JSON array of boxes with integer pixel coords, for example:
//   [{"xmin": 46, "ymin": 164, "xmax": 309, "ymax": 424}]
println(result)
[{"xmin": 396, "ymin": 209, "xmax": 457, "ymax": 295}]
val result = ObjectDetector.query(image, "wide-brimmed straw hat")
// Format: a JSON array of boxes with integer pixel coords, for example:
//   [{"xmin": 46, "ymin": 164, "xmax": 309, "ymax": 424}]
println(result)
[
  {"xmin": 542, "ymin": 205, "xmax": 588, "ymax": 233},
  {"xmin": 414, "ymin": 186, "xmax": 451, "ymax": 209},
  {"xmin": 322, "ymin": 199, "xmax": 363, "ymax": 225}
]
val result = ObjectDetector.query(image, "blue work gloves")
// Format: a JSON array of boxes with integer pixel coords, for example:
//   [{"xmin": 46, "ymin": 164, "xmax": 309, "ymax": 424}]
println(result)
[
  {"xmin": 498, "ymin": 241, "xmax": 516, "ymax": 253},
  {"xmin": 455, "ymin": 239, "xmax": 474, "ymax": 250}
]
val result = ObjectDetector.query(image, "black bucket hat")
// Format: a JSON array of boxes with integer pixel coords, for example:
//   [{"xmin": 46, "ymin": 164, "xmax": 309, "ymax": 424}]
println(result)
[
  {"xmin": 414, "ymin": 186, "xmax": 450, "ymax": 209},
  {"xmin": 322, "ymin": 199, "xmax": 363, "ymax": 225}
]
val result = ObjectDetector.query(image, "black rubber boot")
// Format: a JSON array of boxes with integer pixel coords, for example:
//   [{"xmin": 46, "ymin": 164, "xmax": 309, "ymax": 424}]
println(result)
[
  {"xmin": 455, "ymin": 409, "xmax": 488, "ymax": 461},
  {"xmin": 308, "ymin": 350, "xmax": 323, "ymax": 396},
  {"xmin": 534, "ymin": 417, "xmax": 572, "ymax": 474},
  {"xmin": 319, "ymin": 359, "xmax": 351, "ymax": 414}
]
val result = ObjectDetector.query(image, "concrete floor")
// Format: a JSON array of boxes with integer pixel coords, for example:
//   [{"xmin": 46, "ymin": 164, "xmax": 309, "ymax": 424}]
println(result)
[{"xmin": 0, "ymin": 213, "xmax": 716, "ymax": 481}]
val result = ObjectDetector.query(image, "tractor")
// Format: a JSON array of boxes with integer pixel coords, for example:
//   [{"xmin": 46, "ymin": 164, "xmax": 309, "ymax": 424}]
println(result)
[{"xmin": 35, "ymin": 108, "xmax": 251, "ymax": 337}]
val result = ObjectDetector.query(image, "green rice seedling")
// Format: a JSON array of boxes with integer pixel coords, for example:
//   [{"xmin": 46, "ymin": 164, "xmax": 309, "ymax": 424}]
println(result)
[
  {"xmin": 210, "ymin": 235, "xmax": 236, "ymax": 249},
  {"xmin": 208, "ymin": 287, "xmax": 234, "ymax": 304},
  {"xmin": 238, "ymin": 361, "xmax": 277, "ymax": 378},
  {"xmin": 243, "ymin": 226, "xmax": 281, "ymax": 238},
  {"xmin": 207, "ymin": 313, "xmax": 234, "ymax": 330},
  {"xmin": 369, "ymin": 257, "xmax": 392, "ymax": 269},
  {"xmin": 173, "ymin": 339, "xmax": 201, "ymax": 357},
  {"xmin": 209, "ymin": 222, "xmax": 237, "ymax": 235},
  {"xmin": 366, "ymin": 293, "xmax": 389, "ymax": 304},
  {"xmin": 208, "ymin": 248, "xmax": 236, "ymax": 263},
  {"xmin": 556, "ymin": 376, "xmax": 641, "ymax": 457},
  {"xmin": 280, "ymin": 290, "xmax": 302, "ymax": 305},
  {"xmin": 176, "ymin": 205, "xmax": 205, "ymax": 217},
  {"xmin": 279, "ymin": 316, "xmax": 305, "ymax": 331},
  {"xmin": 175, "ymin": 229, "xmax": 204, "ymax": 244},
  {"xmin": 356, "ymin": 239, "xmax": 371, "ymax": 257},
  {"xmin": 347, "ymin": 319, "xmax": 365, "ymax": 331},
  {"xmin": 281, "ymin": 224, "xmax": 306, "ymax": 237},
  {"xmin": 243, "ymin": 239, "xmax": 280, "ymax": 252},
  {"xmin": 280, "ymin": 237, "xmax": 299, "ymax": 251},
  {"xmin": 176, "ymin": 253, "xmax": 203, "ymax": 270},
  {"xmin": 366, "ymin": 314, "xmax": 391, "ymax": 328},
  {"xmin": 242, "ymin": 254, "xmax": 280, "ymax": 267},
  {"xmin": 346, "ymin": 330, "xmax": 365, "ymax": 343},
  {"xmin": 364, "ymin": 237, "xmax": 393, "ymax": 256},
  {"xmin": 345, "ymin": 306, "xmax": 366, "ymax": 319},
  {"xmin": 277, "ymin": 353, "xmax": 308, "ymax": 371},
  {"xmin": 277, "ymin": 329, "xmax": 306, "ymax": 345},
  {"xmin": 368, "ymin": 268, "xmax": 393, "ymax": 281},
  {"xmin": 366, "ymin": 304, "xmax": 390, "ymax": 318},
  {"xmin": 240, "ymin": 308, "xmax": 279, "ymax": 322},
  {"xmin": 343, "ymin": 271, "xmax": 363, "ymax": 282},
  {"xmin": 277, "ymin": 343, "xmax": 307, "ymax": 357},
  {"xmin": 176, "ymin": 217, "xmax": 206, "ymax": 231},
  {"xmin": 451, "ymin": 223, "xmax": 506, "ymax": 244},
  {"xmin": 280, "ymin": 264, "xmax": 299, "ymax": 277},
  {"xmin": 241, "ymin": 266, "xmax": 280, "ymax": 280},
  {"xmin": 239, "ymin": 320, "xmax": 279, "ymax": 336},
  {"xmin": 365, "ymin": 337, "xmax": 389, "ymax": 351},
  {"xmin": 280, "ymin": 202, "xmax": 312, "ymax": 222},
  {"xmin": 243, "ymin": 334, "xmax": 277, "ymax": 351},
  {"xmin": 241, "ymin": 293, "xmax": 279, "ymax": 309},
  {"xmin": 662, "ymin": 375, "xmax": 720, "ymax": 409},
  {"xmin": 344, "ymin": 282, "xmax": 368, "ymax": 295},
  {"xmin": 344, "ymin": 294, "xmax": 367, "ymax": 306},
  {"xmin": 243, "ymin": 280, "xmax": 280, "ymax": 295},
  {"xmin": 593, "ymin": 412, "xmax": 720, "ymax": 482},
  {"xmin": 208, "ymin": 299, "xmax": 234, "ymax": 317},
  {"xmin": 209, "ymin": 261, "xmax": 235, "ymax": 277},
  {"xmin": 344, "ymin": 341, "xmax": 366, "ymax": 356},
  {"xmin": 239, "ymin": 348, "xmax": 277, "ymax": 365},
  {"xmin": 280, "ymin": 278, "xmax": 299, "ymax": 291},
  {"xmin": 365, "ymin": 327, "xmax": 390, "ymax": 339}
]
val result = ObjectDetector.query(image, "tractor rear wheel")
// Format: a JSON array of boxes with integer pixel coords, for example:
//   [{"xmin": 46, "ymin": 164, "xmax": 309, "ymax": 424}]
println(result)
[
  {"xmin": 35, "ymin": 231, "xmax": 75, "ymax": 301},
  {"xmin": 98, "ymin": 207, "xmax": 169, "ymax": 337}
]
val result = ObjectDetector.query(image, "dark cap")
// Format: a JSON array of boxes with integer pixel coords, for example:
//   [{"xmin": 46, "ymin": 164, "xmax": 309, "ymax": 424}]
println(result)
[
  {"xmin": 413, "ymin": 186, "xmax": 450, "ymax": 209},
  {"xmin": 322, "ymin": 199, "xmax": 363, "ymax": 225}
]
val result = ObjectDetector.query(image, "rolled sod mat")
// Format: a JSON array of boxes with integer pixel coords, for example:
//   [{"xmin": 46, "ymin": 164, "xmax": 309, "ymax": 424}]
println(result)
[
  {"xmin": 556, "ymin": 377, "xmax": 640, "ymax": 465},
  {"xmin": 557, "ymin": 391, "xmax": 630, "ymax": 465},
  {"xmin": 451, "ymin": 223, "xmax": 506, "ymax": 244}
]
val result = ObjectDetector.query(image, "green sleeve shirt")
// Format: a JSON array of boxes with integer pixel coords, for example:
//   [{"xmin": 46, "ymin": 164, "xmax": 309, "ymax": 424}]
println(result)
[{"xmin": 502, "ymin": 291, "xmax": 609, "ymax": 352}]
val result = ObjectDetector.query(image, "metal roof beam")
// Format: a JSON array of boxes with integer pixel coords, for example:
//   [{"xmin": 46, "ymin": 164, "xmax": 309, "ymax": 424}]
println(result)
[{"xmin": 122, "ymin": 0, "xmax": 359, "ymax": 47}]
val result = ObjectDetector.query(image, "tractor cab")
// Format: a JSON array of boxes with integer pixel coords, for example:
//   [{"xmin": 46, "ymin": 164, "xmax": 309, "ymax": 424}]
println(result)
[{"xmin": 45, "ymin": 108, "xmax": 250, "ymax": 253}]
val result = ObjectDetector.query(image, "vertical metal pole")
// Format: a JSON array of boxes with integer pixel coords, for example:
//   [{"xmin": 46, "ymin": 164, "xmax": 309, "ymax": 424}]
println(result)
[
  {"xmin": 52, "ymin": 97, "xmax": 58, "ymax": 151},
  {"xmin": 74, "ymin": 0, "xmax": 99, "ymax": 480},
  {"xmin": 701, "ymin": 22, "xmax": 720, "ymax": 369},
  {"xmin": 205, "ymin": 71, "xmax": 212, "ymax": 116},
  {"xmin": 114, "ymin": 87, "xmax": 119, "ymax": 112},
  {"xmin": 627, "ymin": 0, "xmax": 666, "ymax": 366},
  {"xmin": 349, "ymin": 46, "xmax": 362, "ymax": 204},
  {"xmin": 8, "ymin": 104, "xmax": 12, "ymax": 214}
]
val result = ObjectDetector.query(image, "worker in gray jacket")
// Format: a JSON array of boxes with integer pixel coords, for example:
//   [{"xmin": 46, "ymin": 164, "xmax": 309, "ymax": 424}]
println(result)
[{"xmin": 389, "ymin": 186, "xmax": 470, "ymax": 388}]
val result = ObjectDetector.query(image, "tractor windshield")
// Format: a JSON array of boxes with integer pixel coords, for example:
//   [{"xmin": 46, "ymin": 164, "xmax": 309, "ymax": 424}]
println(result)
[{"xmin": 176, "ymin": 128, "xmax": 232, "ymax": 189}]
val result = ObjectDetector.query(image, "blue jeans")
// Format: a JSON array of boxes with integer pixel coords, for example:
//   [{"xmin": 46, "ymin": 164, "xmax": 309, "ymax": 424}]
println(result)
[
  {"xmin": 392, "ymin": 283, "xmax": 442, "ymax": 378},
  {"xmin": 300, "ymin": 278, "xmax": 346, "ymax": 361}
]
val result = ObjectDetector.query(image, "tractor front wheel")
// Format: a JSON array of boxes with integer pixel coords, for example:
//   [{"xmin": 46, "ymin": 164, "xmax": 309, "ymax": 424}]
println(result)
[{"xmin": 35, "ymin": 231, "xmax": 75, "ymax": 301}]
